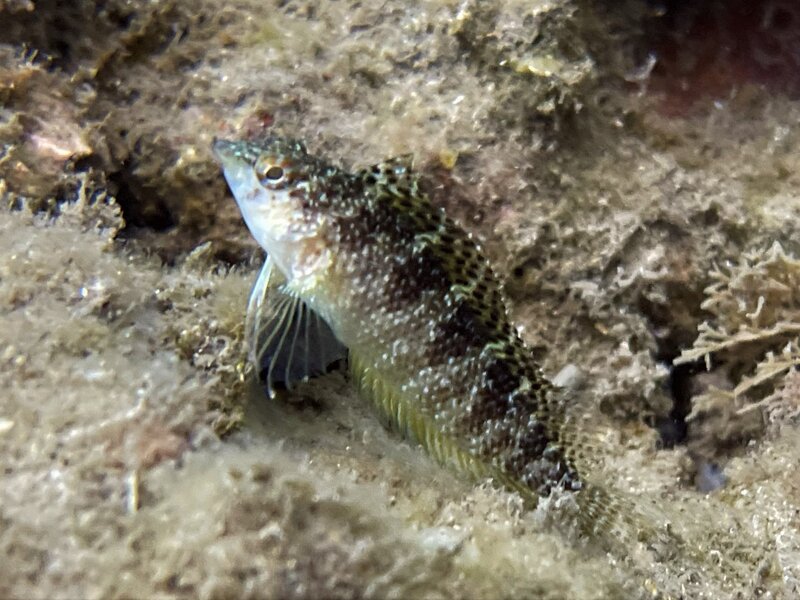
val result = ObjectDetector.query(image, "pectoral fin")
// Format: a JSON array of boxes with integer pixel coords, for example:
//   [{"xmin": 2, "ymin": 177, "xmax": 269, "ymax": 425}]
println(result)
[{"xmin": 246, "ymin": 257, "xmax": 347, "ymax": 397}]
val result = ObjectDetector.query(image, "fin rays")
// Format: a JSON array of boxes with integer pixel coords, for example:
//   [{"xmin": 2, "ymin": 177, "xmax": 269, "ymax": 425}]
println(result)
[{"xmin": 246, "ymin": 257, "xmax": 347, "ymax": 397}]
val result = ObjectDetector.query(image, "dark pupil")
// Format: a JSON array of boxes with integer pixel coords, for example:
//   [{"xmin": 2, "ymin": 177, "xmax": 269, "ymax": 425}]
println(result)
[{"xmin": 264, "ymin": 166, "xmax": 284, "ymax": 180}]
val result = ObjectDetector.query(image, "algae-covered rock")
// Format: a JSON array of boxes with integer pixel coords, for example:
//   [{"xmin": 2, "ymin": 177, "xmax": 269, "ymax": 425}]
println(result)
[{"xmin": 1, "ymin": 0, "xmax": 799, "ymax": 598}]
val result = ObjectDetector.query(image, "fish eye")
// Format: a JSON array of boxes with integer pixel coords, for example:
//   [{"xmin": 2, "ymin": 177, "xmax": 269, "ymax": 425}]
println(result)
[
  {"xmin": 255, "ymin": 156, "xmax": 285, "ymax": 183},
  {"xmin": 263, "ymin": 166, "xmax": 284, "ymax": 181}
]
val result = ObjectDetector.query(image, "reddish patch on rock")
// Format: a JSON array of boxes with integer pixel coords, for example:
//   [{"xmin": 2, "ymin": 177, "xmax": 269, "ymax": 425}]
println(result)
[
  {"xmin": 242, "ymin": 109, "xmax": 276, "ymax": 139},
  {"xmin": 645, "ymin": 0, "xmax": 800, "ymax": 116},
  {"xmin": 136, "ymin": 423, "xmax": 189, "ymax": 469}
]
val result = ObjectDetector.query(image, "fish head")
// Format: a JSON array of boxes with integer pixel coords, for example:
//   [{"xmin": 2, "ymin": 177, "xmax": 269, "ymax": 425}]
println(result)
[{"xmin": 212, "ymin": 136, "xmax": 333, "ymax": 284}]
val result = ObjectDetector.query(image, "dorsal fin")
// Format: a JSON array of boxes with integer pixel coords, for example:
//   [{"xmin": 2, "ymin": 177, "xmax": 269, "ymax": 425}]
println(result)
[
  {"xmin": 361, "ymin": 155, "xmax": 514, "ymax": 358},
  {"xmin": 362, "ymin": 154, "xmax": 415, "ymax": 176},
  {"xmin": 356, "ymin": 154, "xmax": 420, "ymax": 193}
]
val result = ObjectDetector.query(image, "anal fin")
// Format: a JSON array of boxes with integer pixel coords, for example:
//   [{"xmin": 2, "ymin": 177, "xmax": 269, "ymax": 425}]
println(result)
[{"xmin": 246, "ymin": 257, "xmax": 347, "ymax": 397}]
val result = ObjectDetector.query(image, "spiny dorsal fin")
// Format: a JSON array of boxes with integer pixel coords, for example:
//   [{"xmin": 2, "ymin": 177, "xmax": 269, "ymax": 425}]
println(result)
[
  {"xmin": 361, "ymin": 157, "xmax": 512, "ymax": 350},
  {"xmin": 246, "ymin": 257, "xmax": 347, "ymax": 397},
  {"xmin": 361, "ymin": 154, "xmax": 416, "ymax": 177},
  {"xmin": 357, "ymin": 154, "xmax": 421, "ymax": 198}
]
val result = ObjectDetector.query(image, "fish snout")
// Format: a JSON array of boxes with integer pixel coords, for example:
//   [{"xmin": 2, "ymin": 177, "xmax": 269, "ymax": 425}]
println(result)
[{"xmin": 211, "ymin": 137, "xmax": 239, "ymax": 162}]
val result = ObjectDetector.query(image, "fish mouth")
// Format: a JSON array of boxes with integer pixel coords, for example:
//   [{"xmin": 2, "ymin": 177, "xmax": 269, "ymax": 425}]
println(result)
[{"xmin": 212, "ymin": 137, "xmax": 261, "ymax": 208}]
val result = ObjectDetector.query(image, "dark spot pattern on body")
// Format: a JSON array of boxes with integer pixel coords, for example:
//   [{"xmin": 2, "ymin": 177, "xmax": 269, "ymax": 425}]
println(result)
[
  {"xmin": 430, "ymin": 300, "xmax": 487, "ymax": 359},
  {"xmin": 219, "ymin": 135, "xmax": 586, "ymax": 504},
  {"xmin": 391, "ymin": 244, "xmax": 448, "ymax": 309},
  {"xmin": 216, "ymin": 137, "xmax": 703, "ymax": 578}
]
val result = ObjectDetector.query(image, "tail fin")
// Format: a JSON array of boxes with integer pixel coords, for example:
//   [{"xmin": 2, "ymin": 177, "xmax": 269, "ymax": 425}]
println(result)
[
  {"xmin": 551, "ymin": 388, "xmax": 691, "ymax": 556},
  {"xmin": 548, "ymin": 388, "xmax": 776, "ymax": 598},
  {"xmin": 574, "ymin": 479, "xmax": 681, "ymax": 560}
]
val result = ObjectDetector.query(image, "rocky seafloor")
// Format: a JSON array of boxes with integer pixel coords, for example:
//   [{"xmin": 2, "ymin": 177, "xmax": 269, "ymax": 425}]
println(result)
[{"xmin": 1, "ymin": 0, "xmax": 799, "ymax": 598}]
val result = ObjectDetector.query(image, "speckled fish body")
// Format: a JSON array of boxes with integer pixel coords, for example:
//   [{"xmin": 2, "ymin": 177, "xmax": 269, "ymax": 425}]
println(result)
[{"xmin": 212, "ymin": 136, "xmax": 651, "ymax": 545}]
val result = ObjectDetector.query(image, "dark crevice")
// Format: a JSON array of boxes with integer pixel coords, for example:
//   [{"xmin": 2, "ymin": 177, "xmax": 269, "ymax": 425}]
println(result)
[
  {"xmin": 654, "ymin": 361, "xmax": 698, "ymax": 447},
  {"xmin": 108, "ymin": 168, "xmax": 176, "ymax": 232},
  {"xmin": 635, "ymin": 283, "xmax": 707, "ymax": 448},
  {"xmin": 0, "ymin": 0, "xmax": 114, "ymax": 71},
  {"xmin": 640, "ymin": 0, "xmax": 800, "ymax": 115}
]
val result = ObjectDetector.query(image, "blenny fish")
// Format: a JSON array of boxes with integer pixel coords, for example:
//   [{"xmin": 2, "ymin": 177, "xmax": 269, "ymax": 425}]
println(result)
[{"xmin": 211, "ymin": 135, "xmax": 670, "ymax": 551}]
